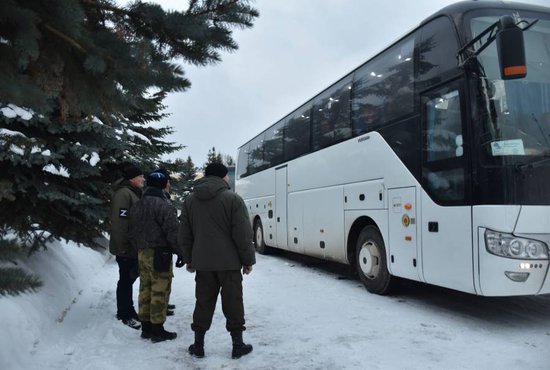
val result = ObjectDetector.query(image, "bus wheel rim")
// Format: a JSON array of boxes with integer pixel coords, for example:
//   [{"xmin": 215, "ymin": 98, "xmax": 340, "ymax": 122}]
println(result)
[
  {"xmin": 358, "ymin": 241, "xmax": 381, "ymax": 279},
  {"xmin": 256, "ymin": 225, "xmax": 263, "ymax": 246}
]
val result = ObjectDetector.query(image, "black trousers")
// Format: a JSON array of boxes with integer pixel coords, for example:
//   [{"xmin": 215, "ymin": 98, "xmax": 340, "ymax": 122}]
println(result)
[
  {"xmin": 191, "ymin": 270, "xmax": 245, "ymax": 333},
  {"xmin": 116, "ymin": 256, "xmax": 139, "ymax": 319}
]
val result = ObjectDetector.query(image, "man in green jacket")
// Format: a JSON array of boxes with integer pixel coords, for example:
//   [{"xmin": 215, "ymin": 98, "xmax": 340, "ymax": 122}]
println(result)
[
  {"xmin": 109, "ymin": 164, "xmax": 145, "ymax": 329},
  {"xmin": 178, "ymin": 162, "xmax": 256, "ymax": 359}
]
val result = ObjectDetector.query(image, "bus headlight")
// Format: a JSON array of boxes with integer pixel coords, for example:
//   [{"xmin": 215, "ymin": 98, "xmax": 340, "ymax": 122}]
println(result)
[{"xmin": 485, "ymin": 230, "xmax": 548, "ymax": 260}]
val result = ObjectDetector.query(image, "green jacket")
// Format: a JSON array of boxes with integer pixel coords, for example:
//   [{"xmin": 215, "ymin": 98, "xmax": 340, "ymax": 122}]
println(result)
[
  {"xmin": 109, "ymin": 178, "xmax": 142, "ymax": 257},
  {"xmin": 177, "ymin": 176, "xmax": 255, "ymax": 271}
]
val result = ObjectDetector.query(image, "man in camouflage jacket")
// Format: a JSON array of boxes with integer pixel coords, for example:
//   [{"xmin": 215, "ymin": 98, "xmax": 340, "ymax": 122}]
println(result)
[{"xmin": 128, "ymin": 170, "xmax": 182, "ymax": 342}]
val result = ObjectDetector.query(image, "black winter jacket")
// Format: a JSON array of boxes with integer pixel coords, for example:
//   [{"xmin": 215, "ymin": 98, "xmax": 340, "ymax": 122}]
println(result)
[
  {"xmin": 128, "ymin": 187, "xmax": 181, "ymax": 254},
  {"xmin": 177, "ymin": 176, "xmax": 255, "ymax": 271}
]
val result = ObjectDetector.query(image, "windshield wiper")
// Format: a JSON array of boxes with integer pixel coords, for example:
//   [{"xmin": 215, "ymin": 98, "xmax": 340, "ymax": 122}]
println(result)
[
  {"xmin": 458, "ymin": 18, "xmax": 538, "ymax": 68},
  {"xmin": 516, "ymin": 150, "xmax": 550, "ymax": 171},
  {"xmin": 531, "ymin": 113, "xmax": 550, "ymax": 147}
]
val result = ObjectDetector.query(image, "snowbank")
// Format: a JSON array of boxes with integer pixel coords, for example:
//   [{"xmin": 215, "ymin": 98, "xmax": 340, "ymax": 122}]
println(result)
[{"xmin": 0, "ymin": 241, "xmax": 107, "ymax": 370}]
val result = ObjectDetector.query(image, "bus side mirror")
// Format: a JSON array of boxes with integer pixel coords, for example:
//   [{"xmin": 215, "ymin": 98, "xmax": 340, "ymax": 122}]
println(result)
[{"xmin": 496, "ymin": 16, "xmax": 527, "ymax": 80}]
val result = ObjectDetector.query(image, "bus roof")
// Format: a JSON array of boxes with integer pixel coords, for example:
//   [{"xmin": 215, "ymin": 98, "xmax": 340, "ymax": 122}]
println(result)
[{"xmin": 238, "ymin": 0, "xmax": 549, "ymax": 151}]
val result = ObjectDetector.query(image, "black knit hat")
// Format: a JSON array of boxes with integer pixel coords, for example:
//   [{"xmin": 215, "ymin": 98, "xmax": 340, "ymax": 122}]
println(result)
[
  {"xmin": 147, "ymin": 171, "xmax": 169, "ymax": 189},
  {"xmin": 204, "ymin": 163, "xmax": 228, "ymax": 178},
  {"xmin": 123, "ymin": 165, "xmax": 143, "ymax": 180}
]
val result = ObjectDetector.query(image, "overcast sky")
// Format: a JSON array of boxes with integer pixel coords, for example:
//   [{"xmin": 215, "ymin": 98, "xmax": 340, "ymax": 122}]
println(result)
[{"xmin": 154, "ymin": 0, "xmax": 549, "ymax": 166}]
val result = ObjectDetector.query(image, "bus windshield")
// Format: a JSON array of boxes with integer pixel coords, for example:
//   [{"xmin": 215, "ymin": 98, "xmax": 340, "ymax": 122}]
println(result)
[{"xmin": 472, "ymin": 12, "xmax": 550, "ymax": 166}]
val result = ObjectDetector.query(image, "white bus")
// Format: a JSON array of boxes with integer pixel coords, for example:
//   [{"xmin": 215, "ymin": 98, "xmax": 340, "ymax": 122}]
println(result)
[{"xmin": 235, "ymin": 1, "xmax": 550, "ymax": 296}]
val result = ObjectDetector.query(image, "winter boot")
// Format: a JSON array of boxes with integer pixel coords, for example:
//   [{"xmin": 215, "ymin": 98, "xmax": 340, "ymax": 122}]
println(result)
[
  {"xmin": 151, "ymin": 323, "xmax": 177, "ymax": 343},
  {"xmin": 231, "ymin": 331, "xmax": 253, "ymax": 359},
  {"xmin": 167, "ymin": 303, "xmax": 176, "ymax": 310},
  {"xmin": 141, "ymin": 321, "xmax": 152, "ymax": 339},
  {"xmin": 166, "ymin": 309, "xmax": 175, "ymax": 316},
  {"xmin": 188, "ymin": 331, "xmax": 205, "ymax": 358},
  {"xmin": 121, "ymin": 317, "xmax": 141, "ymax": 330}
]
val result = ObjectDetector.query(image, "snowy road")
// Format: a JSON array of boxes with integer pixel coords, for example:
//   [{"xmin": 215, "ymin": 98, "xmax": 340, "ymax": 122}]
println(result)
[{"xmin": 11, "ymin": 247, "xmax": 550, "ymax": 370}]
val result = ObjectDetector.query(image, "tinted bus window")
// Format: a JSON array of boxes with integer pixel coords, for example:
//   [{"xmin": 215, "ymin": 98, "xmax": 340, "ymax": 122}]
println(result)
[
  {"xmin": 312, "ymin": 78, "xmax": 352, "ymax": 151},
  {"xmin": 237, "ymin": 143, "xmax": 249, "ymax": 179},
  {"xmin": 248, "ymin": 135, "xmax": 266, "ymax": 175},
  {"xmin": 284, "ymin": 106, "xmax": 312, "ymax": 161},
  {"xmin": 418, "ymin": 16, "xmax": 460, "ymax": 89},
  {"xmin": 264, "ymin": 120, "xmax": 284, "ymax": 168},
  {"xmin": 425, "ymin": 90, "xmax": 463, "ymax": 162},
  {"xmin": 422, "ymin": 84, "xmax": 467, "ymax": 203},
  {"xmin": 352, "ymin": 35, "xmax": 415, "ymax": 135},
  {"xmin": 380, "ymin": 116, "xmax": 422, "ymax": 181}
]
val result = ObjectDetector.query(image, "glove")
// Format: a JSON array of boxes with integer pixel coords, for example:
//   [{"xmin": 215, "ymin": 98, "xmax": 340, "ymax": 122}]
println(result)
[{"xmin": 175, "ymin": 256, "xmax": 184, "ymax": 268}]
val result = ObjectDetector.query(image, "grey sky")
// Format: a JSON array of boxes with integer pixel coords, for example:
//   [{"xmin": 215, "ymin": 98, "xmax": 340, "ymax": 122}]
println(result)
[{"xmin": 156, "ymin": 0, "xmax": 549, "ymax": 166}]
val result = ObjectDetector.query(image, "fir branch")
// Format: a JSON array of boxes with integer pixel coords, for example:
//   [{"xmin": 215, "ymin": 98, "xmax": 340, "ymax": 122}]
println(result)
[
  {"xmin": 188, "ymin": 0, "xmax": 240, "ymax": 17},
  {"xmin": 80, "ymin": 0, "xmax": 242, "ymax": 18},
  {"xmin": 80, "ymin": 0, "xmax": 132, "ymax": 17},
  {"xmin": 0, "ymin": 267, "xmax": 43, "ymax": 296},
  {"xmin": 42, "ymin": 24, "xmax": 87, "ymax": 53},
  {"xmin": 0, "ymin": 238, "xmax": 23, "ymax": 264}
]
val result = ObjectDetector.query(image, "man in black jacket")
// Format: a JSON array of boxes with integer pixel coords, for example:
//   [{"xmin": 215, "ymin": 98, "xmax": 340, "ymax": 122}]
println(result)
[
  {"xmin": 128, "ymin": 171, "xmax": 181, "ymax": 342},
  {"xmin": 178, "ymin": 162, "xmax": 256, "ymax": 359}
]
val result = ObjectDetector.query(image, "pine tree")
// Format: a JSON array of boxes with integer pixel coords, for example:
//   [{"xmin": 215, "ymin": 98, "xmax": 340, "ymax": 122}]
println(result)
[
  {"xmin": 205, "ymin": 145, "xmax": 234, "ymax": 167},
  {"xmin": 204, "ymin": 147, "xmax": 235, "ymax": 167},
  {"xmin": 205, "ymin": 146, "xmax": 223, "ymax": 167},
  {"xmin": 224, "ymin": 154, "xmax": 235, "ymax": 166},
  {"xmin": 0, "ymin": 0, "xmax": 258, "ymax": 290},
  {"xmin": 180, "ymin": 156, "xmax": 198, "ymax": 193},
  {"xmin": 160, "ymin": 156, "xmax": 197, "ymax": 209}
]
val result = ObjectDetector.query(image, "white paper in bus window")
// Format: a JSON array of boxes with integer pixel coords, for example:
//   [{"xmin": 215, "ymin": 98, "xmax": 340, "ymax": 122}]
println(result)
[{"xmin": 490, "ymin": 139, "xmax": 526, "ymax": 156}]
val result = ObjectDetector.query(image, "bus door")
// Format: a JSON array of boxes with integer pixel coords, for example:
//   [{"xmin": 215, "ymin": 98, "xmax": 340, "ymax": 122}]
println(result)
[
  {"xmin": 275, "ymin": 165, "xmax": 288, "ymax": 249},
  {"xmin": 388, "ymin": 187, "xmax": 419, "ymax": 280},
  {"xmin": 419, "ymin": 82, "xmax": 475, "ymax": 293}
]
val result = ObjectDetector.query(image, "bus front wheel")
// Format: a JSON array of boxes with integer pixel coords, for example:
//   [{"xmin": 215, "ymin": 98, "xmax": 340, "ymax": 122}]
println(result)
[
  {"xmin": 254, "ymin": 219, "xmax": 270, "ymax": 255},
  {"xmin": 355, "ymin": 225, "xmax": 393, "ymax": 295}
]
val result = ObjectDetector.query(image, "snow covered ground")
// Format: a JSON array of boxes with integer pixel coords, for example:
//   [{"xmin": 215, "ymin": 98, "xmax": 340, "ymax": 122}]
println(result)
[{"xmin": 2, "ymin": 241, "xmax": 550, "ymax": 370}]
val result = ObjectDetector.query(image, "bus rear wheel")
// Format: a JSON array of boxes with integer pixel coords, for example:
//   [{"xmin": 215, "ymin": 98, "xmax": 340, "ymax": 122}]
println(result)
[
  {"xmin": 254, "ymin": 219, "xmax": 271, "ymax": 255},
  {"xmin": 355, "ymin": 225, "xmax": 393, "ymax": 295}
]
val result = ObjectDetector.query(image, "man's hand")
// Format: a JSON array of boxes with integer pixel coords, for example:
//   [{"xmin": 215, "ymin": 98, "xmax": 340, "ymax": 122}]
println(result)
[
  {"xmin": 175, "ymin": 256, "xmax": 184, "ymax": 268},
  {"xmin": 242, "ymin": 265, "xmax": 253, "ymax": 275},
  {"xmin": 186, "ymin": 263, "xmax": 196, "ymax": 273}
]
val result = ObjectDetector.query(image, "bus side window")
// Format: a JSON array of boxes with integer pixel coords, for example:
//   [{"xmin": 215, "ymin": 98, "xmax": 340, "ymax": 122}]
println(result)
[
  {"xmin": 237, "ymin": 143, "xmax": 250, "ymax": 179},
  {"xmin": 423, "ymin": 87, "xmax": 467, "ymax": 203},
  {"xmin": 284, "ymin": 106, "xmax": 311, "ymax": 161},
  {"xmin": 351, "ymin": 34, "xmax": 416, "ymax": 136},
  {"xmin": 425, "ymin": 90, "xmax": 463, "ymax": 162},
  {"xmin": 264, "ymin": 120, "xmax": 284, "ymax": 168},
  {"xmin": 312, "ymin": 78, "xmax": 352, "ymax": 151},
  {"xmin": 248, "ymin": 135, "xmax": 266, "ymax": 175},
  {"xmin": 417, "ymin": 16, "xmax": 460, "ymax": 90}
]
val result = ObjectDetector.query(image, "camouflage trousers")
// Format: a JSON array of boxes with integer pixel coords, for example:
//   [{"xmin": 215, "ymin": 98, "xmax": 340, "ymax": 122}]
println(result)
[{"xmin": 138, "ymin": 248, "xmax": 172, "ymax": 324}]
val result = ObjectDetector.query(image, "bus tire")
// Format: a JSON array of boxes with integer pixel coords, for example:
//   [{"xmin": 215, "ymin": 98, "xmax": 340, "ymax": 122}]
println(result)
[
  {"xmin": 355, "ymin": 225, "xmax": 393, "ymax": 295},
  {"xmin": 254, "ymin": 219, "xmax": 270, "ymax": 255}
]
